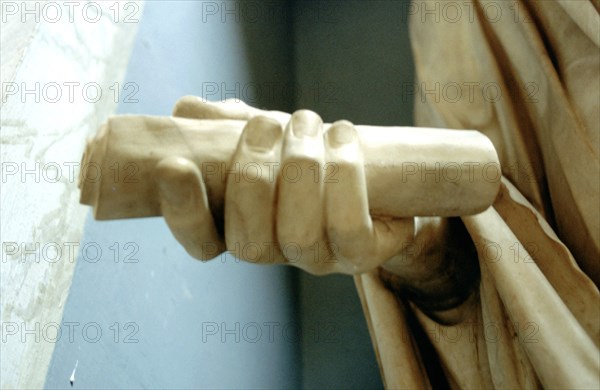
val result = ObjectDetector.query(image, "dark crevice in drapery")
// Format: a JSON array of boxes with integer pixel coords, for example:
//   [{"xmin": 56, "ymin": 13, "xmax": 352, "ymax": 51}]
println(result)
[{"xmin": 473, "ymin": 0, "xmax": 557, "ymax": 229}]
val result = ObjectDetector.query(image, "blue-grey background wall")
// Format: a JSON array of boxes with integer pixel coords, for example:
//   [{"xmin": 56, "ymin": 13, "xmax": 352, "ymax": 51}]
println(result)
[{"xmin": 45, "ymin": 1, "xmax": 413, "ymax": 388}]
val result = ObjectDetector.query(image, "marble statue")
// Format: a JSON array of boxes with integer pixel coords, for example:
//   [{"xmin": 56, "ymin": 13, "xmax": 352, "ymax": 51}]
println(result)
[{"xmin": 79, "ymin": 0, "xmax": 600, "ymax": 388}]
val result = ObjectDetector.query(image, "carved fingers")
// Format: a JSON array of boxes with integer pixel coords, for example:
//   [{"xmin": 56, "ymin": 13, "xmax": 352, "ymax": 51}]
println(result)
[
  {"xmin": 276, "ymin": 111, "xmax": 328, "ymax": 272},
  {"xmin": 324, "ymin": 120, "xmax": 415, "ymax": 274},
  {"xmin": 159, "ymin": 97, "xmax": 289, "ymax": 262},
  {"xmin": 227, "ymin": 109, "xmax": 413, "ymax": 275},
  {"xmin": 163, "ymin": 99, "xmax": 413, "ymax": 274},
  {"xmin": 225, "ymin": 116, "xmax": 284, "ymax": 263},
  {"xmin": 156, "ymin": 156, "xmax": 225, "ymax": 261},
  {"xmin": 172, "ymin": 96, "xmax": 291, "ymax": 125}
]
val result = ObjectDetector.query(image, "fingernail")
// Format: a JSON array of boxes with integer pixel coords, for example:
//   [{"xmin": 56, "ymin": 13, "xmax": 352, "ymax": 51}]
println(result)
[
  {"xmin": 244, "ymin": 116, "xmax": 282, "ymax": 151},
  {"xmin": 290, "ymin": 110, "xmax": 322, "ymax": 137},
  {"xmin": 327, "ymin": 120, "xmax": 355, "ymax": 148}
]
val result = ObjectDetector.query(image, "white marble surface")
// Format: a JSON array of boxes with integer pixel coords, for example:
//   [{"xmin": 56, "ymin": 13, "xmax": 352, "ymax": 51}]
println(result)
[{"xmin": 0, "ymin": 1, "xmax": 142, "ymax": 387}]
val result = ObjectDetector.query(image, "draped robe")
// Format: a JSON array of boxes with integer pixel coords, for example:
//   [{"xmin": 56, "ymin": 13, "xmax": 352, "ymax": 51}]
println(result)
[{"xmin": 355, "ymin": 1, "xmax": 600, "ymax": 388}]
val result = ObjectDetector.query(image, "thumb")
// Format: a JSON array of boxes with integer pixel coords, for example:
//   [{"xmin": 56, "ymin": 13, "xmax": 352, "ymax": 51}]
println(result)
[{"xmin": 156, "ymin": 156, "xmax": 225, "ymax": 261}]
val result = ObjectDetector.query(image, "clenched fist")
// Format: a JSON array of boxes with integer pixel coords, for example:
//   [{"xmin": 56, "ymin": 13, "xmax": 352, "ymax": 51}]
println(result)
[{"xmin": 155, "ymin": 97, "xmax": 415, "ymax": 275}]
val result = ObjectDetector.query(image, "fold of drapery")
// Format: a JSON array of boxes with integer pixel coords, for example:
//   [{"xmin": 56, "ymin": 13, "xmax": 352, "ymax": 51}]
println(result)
[
  {"xmin": 411, "ymin": 0, "xmax": 599, "ymax": 284},
  {"xmin": 357, "ymin": 180, "xmax": 600, "ymax": 388},
  {"xmin": 355, "ymin": 273, "xmax": 431, "ymax": 389},
  {"xmin": 357, "ymin": 1, "xmax": 600, "ymax": 388},
  {"xmin": 462, "ymin": 183, "xmax": 599, "ymax": 389}
]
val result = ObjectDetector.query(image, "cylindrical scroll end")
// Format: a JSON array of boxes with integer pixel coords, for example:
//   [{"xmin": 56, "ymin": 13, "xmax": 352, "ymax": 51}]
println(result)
[
  {"xmin": 80, "ymin": 115, "xmax": 245, "ymax": 220},
  {"xmin": 359, "ymin": 126, "xmax": 501, "ymax": 217}
]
